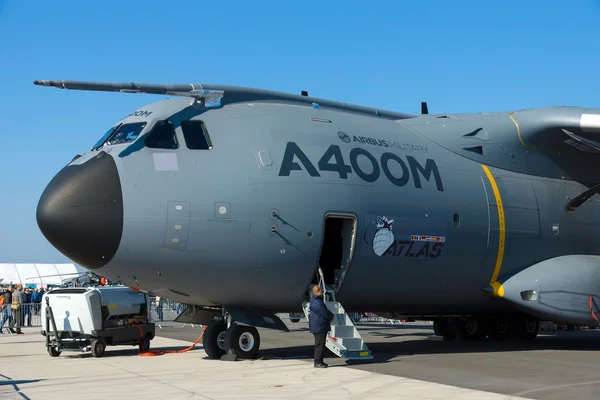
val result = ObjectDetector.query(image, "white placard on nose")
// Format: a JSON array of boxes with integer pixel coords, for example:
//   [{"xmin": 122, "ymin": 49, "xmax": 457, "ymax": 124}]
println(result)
[{"xmin": 153, "ymin": 152, "xmax": 179, "ymax": 171}]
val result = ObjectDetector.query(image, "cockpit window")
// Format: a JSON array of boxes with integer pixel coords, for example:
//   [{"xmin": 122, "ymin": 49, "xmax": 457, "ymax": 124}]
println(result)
[
  {"xmin": 181, "ymin": 120, "xmax": 213, "ymax": 150},
  {"xmin": 145, "ymin": 120, "xmax": 178, "ymax": 149},
  {"xmin": 92, "ymin": 124, "xmax": 120, "ymax": 150},
  {"xmin": 106, "ymin": 122, "xmax": 147, "ymax": 146}
]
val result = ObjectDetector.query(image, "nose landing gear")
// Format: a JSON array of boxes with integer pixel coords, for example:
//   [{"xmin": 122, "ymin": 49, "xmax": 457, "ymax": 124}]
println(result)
[
  {"xmin": 203, "ymin": 318, "xmax": 261, "ymax": 360},
  {"xmin": 202, "ymin": 319, "xmax": 227, "ymax": 359},
  {"xmin": 224, "ymin": 324, "xmax": 261, "ymax": 359}
]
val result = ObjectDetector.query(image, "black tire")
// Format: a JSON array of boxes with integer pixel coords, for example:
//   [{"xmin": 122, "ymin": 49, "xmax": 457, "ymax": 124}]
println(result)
[
  {"xmin": 48, "ymin": 346, "xmax": 61, "ymax": 357},
  {"xmin": 203, "ymin": 319, "xmax": 227, "ymax": 359},
  {"xmin": 488, "ymin": 316, "xmax": 513, "ymax": 340},
  {"xmin": 515, "ymin": 317, "xmax": 539, "ymax": 340},
  {"xmin": 224, "ymin": 324, "xmax": 261, "ymax": 359},
  {"xmin": 451, "ymin": 319, "xmax": 486, "ymax": 340},
  {"xmin": 432, "ymin": 319, "xmax": 454, "ymax": 339},
  {"xmin": 433, "ymin": 320, "xmax": 444, "ymax": 336},
  {"xmin": 139, "ymin": 335, "xmax": 151, "ymax": 353},
  {"xmin": 91, "ymin": 339, "xmax": 106, "ymax": 358}
]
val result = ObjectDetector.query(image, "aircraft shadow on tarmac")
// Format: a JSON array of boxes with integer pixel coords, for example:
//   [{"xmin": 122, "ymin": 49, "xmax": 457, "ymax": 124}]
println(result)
[
  {"xmin": 0, "ymin": 373, "xmax": 44, "ymax": 400},
  {"xmin": 260, "ymin": 324, "xmax": 600, "ymax": 365}
]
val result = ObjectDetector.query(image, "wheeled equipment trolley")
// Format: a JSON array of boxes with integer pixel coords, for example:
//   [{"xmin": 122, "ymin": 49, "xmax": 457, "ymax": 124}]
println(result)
[{"xmin": 41, "ymin": 286, "xmax": 155, "ymax": 358}]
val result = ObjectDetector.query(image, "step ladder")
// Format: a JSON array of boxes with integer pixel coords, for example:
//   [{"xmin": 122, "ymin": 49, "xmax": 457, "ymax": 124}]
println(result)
[{"xmin": 302, "ymin": 268, "xmax": 373, "ymax": 360}]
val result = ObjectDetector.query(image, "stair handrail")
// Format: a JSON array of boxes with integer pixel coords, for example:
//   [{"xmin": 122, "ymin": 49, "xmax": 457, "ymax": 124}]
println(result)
[{"xmin": 317, "ymin": 266, "xmax": 326, "ymax": 295}]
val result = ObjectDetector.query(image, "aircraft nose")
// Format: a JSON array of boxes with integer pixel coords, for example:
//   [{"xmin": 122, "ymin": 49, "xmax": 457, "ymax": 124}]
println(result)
[{"xmin": 36, "ymin": 151, "xmax": 123, "ymax": 269}]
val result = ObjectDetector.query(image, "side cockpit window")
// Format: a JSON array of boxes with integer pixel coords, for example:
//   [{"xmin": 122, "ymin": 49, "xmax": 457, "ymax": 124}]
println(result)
[
  {"xmin": 145, "ymin": 120, "xmax": 178, "ymax": 149},
  {"xmin": 181, "ymin": 120, "xmax": 213, "ymax": 150},
  {"xmin": 106, "ymin": 122, "xmax": 147, "ymax": 146}
]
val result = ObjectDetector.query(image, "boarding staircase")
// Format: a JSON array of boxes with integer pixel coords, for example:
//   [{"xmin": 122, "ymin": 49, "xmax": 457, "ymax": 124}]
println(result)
[{"xmin": 302, "ymin": 268, "xmax": 373, "ymax": 360}]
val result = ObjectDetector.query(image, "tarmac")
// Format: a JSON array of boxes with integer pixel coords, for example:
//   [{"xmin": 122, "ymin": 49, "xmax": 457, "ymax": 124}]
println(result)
[
  {"xmin": 0, "ymin": 323, "xmax": 532, "ymax": 400},
  {"xmin": 158, "ymin": 320, "xmax": 600, "ymax": 400}
]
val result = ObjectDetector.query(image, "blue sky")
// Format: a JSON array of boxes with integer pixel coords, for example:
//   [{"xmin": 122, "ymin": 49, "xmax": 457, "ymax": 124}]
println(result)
[{"xmin": 1, "ymin": 0, "xmax": 599, "ymax": 262}]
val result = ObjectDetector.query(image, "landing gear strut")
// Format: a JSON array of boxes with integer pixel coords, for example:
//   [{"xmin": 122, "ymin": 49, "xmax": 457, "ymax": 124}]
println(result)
[{"xmin": 203, "ymin": 318, "xmax": 262, "ymax": 360}]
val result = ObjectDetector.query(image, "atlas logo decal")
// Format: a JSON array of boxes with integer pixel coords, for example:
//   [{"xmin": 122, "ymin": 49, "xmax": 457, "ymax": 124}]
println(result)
[
  {"xmin": 372, "ymin": 216, "xmax": 395, "ymax": 256},
  {"xmin": 278, "ymin": 142, "xmax": 444, "ymax": 191},
  {"xmin": 363, "ymin": 216, "xmax": 445, "ymax": 259},
  {"xmin": 337, "ymin": 131, "xmax": 428, "ymax": 153}
]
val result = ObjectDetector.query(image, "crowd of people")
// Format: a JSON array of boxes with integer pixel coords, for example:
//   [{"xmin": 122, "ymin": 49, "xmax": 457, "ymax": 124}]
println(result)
[{"xmin": 0, "ymin": 284, "xmax": 45, "ymax": 334}]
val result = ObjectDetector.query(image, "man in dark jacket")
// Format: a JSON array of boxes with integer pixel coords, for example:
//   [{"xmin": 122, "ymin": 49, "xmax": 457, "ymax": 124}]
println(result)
[{"xmin": 309, "ymin": 285, "xmax": 334, "ymax": 368}]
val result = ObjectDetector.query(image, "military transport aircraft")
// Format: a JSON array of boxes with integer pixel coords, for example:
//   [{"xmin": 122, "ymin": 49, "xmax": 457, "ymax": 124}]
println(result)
[{"xmin": 33, "ymin": 79, "xmax": 600, "ymax": 360}]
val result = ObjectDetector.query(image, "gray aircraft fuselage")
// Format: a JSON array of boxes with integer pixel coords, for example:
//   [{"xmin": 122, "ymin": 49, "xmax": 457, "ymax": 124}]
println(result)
[{"xmin": 35, "ymin": 80, "xmax": 600, "ymax": 328}]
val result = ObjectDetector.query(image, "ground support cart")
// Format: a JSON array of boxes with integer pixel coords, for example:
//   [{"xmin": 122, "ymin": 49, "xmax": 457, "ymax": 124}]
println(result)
[{"xmin": 41, "ymin": 286, "xmax": 155, "ymax": 358}]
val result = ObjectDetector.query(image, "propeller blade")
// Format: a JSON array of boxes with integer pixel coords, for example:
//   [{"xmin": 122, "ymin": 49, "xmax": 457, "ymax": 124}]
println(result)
[{"xmin": 565, "ymin": 183, "xmax": 600, "ymax": 212}]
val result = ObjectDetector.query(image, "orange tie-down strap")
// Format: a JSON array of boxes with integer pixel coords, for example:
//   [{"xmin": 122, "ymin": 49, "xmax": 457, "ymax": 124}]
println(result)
[{"xmin": 130, "ymin": 323, "xmax": 207, "ymax": 356}]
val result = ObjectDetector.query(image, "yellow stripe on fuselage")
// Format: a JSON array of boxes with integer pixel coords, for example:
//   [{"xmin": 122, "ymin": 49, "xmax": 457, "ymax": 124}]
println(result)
[
  {"xmin": 509, "ymin": 112, "xmax": 552, "ymax": 153},
  {"xmin": 509, "ymin": 112, "xmax": 527, "ymax": 149},
  {"xmin": 481, "ymin": 164, "xmax": 505, "ymax": 297}
]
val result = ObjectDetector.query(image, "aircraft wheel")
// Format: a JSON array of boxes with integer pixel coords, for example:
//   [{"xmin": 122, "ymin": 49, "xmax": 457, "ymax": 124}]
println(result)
[
  {"xmin": 488, "ymin": 317, "xmax": 512, "ymax": 340},
  {"xmin": 433, "ymin": 320, "xmax": 444, "ymax": 336},
  {"xmin": 515, "ymin": 317, "xmax": 539, "ymax": 340},
  {"xmin": 91, "ymin": 339, "xmax": 106, "ymax": 358},
  {"xmin": 433, "ymin": 319, "xmax": 455, "ymax": 340},
  {"xmin": 451, "ymin": 319, "xmax": 486, "ymax": 340},
  {"xmin": 203, "ymin": 319, "xmax": 227, "ymax": 359},
  {"xmin": 468, "ymin": 319, "xmax": 487, "ymax": 339},
  {"xmin": 224, "ymin": 323, "xmax": 261, "ymax": 359}
]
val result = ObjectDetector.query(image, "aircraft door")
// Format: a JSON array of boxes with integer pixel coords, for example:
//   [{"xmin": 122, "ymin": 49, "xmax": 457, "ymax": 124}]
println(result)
[
  {"xmin": 163, "ymin": 201, "xmax": 191, "ymax": 248},
  {"xmin": 315, "ymin": 214, "xmax": 357, "ymax": 293}
]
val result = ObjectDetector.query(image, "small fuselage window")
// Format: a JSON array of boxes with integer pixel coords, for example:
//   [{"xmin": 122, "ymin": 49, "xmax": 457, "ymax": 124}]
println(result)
[
  {"xmin": 106, "ymin": 122, "xmax": 147, "ymax": 146},
  {"xmin": 145, "ymin": 120, "xmax": 178, "ymax": 149},
  {"xmin": 181, "ymin": 120, "xmax": 213, "ymax": 150}
]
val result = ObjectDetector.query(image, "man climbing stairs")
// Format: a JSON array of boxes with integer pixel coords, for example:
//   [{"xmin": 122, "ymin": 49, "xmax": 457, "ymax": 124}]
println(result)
[{"xmin": 302, "ymin": 270, "xmax": 373, "ymax": 361}]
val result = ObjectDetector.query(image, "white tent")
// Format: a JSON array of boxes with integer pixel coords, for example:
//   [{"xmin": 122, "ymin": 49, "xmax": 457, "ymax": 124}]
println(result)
[{"xmin": 0, "ymin": 263, "xmax": 88, "ymax": 288}]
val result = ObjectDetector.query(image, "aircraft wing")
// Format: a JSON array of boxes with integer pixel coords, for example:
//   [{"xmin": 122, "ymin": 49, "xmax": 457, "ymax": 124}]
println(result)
[{"xmin": 33, "ymin": 79, "xmax": 417, "ymax": 120}]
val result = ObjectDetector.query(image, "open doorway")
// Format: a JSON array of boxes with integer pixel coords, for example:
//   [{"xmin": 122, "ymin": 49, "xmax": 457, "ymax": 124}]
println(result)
[{"xmin": 315, "ymin": 214, "xmax": 357, "ymax": 293}]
